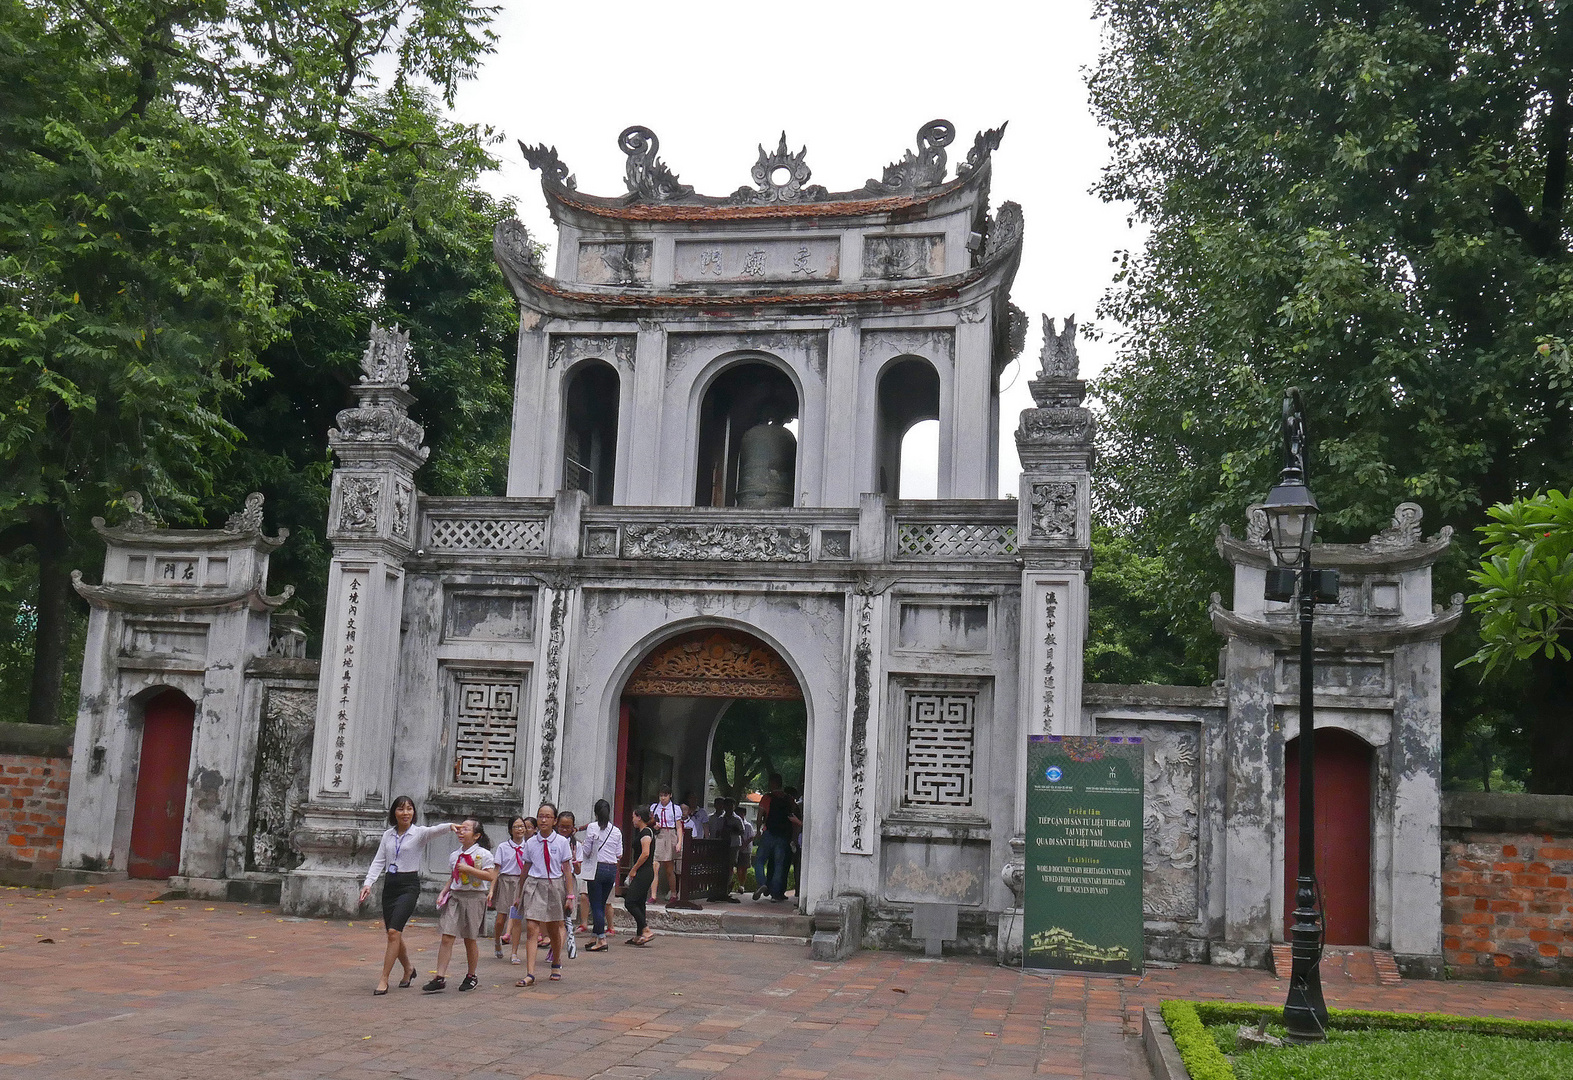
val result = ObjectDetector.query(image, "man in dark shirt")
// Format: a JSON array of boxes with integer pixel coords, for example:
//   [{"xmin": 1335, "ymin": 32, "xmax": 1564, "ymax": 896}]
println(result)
[{"xmin": 752, "ymin": 774, "xmax": 799, "ymax": 902}]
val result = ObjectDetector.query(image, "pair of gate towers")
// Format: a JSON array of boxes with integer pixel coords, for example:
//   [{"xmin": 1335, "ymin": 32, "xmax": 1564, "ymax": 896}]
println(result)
[{"xmin": 58, "ymin": 121, "xmax": 1460, "ymax": 969}]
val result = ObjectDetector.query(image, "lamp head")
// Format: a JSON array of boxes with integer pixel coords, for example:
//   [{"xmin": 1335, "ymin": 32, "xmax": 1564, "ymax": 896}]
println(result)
[{"xmin": 1262, "ymin": 479, "xmax": 1319, "ymax": 565}]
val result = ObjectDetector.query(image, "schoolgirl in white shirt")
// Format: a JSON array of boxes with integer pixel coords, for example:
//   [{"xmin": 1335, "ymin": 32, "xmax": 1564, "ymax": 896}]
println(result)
[
  {"xmin": 489, "ymin": 816, "xmax": 530, "ymax": 962},
  {"xmin": 357, "ymin": 795, "xmax": 458, "ymax": 995},
  {"xmin": 513, "ymin": 802, "xmax": 576, "ymax": 988},
  {"xmin": 423, "ymin": 817, "xmax": 497, "ymax": 993}
]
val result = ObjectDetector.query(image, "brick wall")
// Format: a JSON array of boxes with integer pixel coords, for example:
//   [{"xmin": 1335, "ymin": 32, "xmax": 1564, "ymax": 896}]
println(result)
[
  {"xmin": 1442, "ymin": 792, "xmax": 1573, "ymax": 985},
  {"xmin": 0, "ymin": 723, "xmax": 74, "ymax": 887}
]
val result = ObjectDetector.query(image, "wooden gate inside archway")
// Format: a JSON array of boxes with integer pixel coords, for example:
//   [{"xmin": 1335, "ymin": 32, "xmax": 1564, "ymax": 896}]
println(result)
[{"xmin": 616, "ymin": 628, "xmax": 805, "ymax": 904}]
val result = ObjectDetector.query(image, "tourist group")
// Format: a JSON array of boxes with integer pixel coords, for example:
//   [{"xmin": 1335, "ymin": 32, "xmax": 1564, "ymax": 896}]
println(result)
[{"xmin": 357, "ymin": 778, "xmax": 802, "ymax": 994}]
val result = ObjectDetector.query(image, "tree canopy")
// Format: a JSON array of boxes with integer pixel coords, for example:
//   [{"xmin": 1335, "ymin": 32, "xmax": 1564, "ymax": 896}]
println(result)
[
  {"xmin": 1089, "ymin": 1, "xmax": 1573, "ymax": 790},
  {"xmin": 0, "ymin": 0, "xmax": 519, "ymax": 723}
]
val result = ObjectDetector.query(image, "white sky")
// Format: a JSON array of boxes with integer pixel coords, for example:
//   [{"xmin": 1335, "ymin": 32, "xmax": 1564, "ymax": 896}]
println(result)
[{"xmin": 449, "ymin": 0, "xmax": 1134, "ymax": 497}]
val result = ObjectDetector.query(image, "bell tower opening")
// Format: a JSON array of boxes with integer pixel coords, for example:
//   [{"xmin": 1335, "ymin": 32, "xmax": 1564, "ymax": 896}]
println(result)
[
  {"xmin": 694, "ymin": 361, "xmax": 799, "ymax": 507},
  {"xmin": 876, "ymin": 357, "xmax": 941, "ymax": 498},
  {"xmin": 562, "ymin": 359, "xmax": 620, "ymax": 504}
]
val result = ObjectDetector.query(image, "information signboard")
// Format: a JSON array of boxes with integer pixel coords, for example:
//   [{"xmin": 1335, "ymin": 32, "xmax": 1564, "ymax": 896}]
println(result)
[{"xmin": 1023, "ymin": 735, "xmax": 1144, "ymax": 974}]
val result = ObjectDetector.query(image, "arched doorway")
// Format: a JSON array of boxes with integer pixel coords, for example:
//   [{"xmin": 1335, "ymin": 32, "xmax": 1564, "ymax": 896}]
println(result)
[
  {"xmin": 1284, "ymin": 728, "xmax": 1373, "ymax": 945},
  {"xmin": 693, "ymin": 361, "xmax": 800, "ymax": 507},
  {"xmin": 615, "ymin": 627, "xmax": 807, "ymax": 903},
  {"xmin": 562, "ymin": 359, "xmax": 620, "ymax": 504},
  {"xmin": 876, "ymin": 356, "xmax": 941, "ymax": 498},
  {"xmin": 128, "ymin": 689, "xmax": 196, "ymax": 879}
]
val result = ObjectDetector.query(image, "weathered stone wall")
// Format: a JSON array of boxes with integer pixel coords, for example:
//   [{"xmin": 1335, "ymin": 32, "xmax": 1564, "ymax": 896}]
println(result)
[
  {"xmin": 1442, "ymin": 792, "xmax": 1573, "ymax": 984},
  {"xmin": 0, "ymin": 724, "xmax": 74, "ymax": 885}
]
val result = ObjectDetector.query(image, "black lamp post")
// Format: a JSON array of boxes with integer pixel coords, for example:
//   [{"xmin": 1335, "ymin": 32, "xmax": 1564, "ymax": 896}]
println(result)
[{"xmin": 1262, "ymin": 388, "xmax": 1336, "ymax": 1044}]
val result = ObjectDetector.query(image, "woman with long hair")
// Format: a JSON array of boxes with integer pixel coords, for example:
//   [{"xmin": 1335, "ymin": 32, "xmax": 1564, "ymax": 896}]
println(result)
[
  {"xmin": 624, "ymin": 806, "xmax": 656, "ymax": 946},
  {"xmin": 513, "ymin": 802, "xmax": 575, "ymax": 987},
  {"xmin": 490, "ymin": 816, "xmax": 529, "ymax": 961},
  {"xmin": 358, "ymin": 796, "xmax": 458, "ymax": 995},
  {"xmin": 582, "ymin": 799, "xmax": 623, "ymax": 952},
  {"xmin": 423, "ymin": 817, "xmax": 497, "ymax": 993}
]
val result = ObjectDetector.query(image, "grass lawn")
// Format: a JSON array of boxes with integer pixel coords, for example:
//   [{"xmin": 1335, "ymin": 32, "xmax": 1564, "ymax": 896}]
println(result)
[
  {"xmin": 1161, "ymin": 1001, "xmax": 1573, "ymax": 1080},
  {"xmin": 1209, "ymin": 1022, "xmax": 1573, "ymax": 1080}
]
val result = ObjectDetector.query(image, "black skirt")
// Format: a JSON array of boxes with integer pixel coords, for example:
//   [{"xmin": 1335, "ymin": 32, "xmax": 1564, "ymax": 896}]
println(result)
[{"xmin": 381, "ymin": 871, "xmax": 422, "ymax": 931}]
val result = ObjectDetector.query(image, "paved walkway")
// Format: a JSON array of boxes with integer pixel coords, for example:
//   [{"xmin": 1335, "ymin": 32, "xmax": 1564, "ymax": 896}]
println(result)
[{"xmin": 2, "ymin": 882, "xmax": 1571, "ymax": 1080}]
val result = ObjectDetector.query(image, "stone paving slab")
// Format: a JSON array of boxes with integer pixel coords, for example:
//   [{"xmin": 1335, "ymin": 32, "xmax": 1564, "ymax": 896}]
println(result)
[{"xmin": 2, "ymin": 883, "xmax": 1572, "ymax": 1079}]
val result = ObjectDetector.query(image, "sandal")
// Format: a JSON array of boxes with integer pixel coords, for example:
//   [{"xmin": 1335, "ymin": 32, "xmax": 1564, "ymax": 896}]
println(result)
[
  {"xmin": 515, "ymin": 973, "xmax": 536, "ymax": 988},
  {"xmin": 509, "ymin": 955, "xmax": 522, "ymax": 965},
  {"xmin": 586, "ymin": 941, "xmax": 608, "ymax": 952},
  {"xmin": 549, "ymin": 965, "xmax": 562, "ymax": 981}
]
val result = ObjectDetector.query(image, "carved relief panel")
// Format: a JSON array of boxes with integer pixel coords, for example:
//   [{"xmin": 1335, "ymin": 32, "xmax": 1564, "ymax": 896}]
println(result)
[
  {"xmin": 248, "ymin": 686, "xmax": 316, "ymax": 872},
  {"xmin": 673, "ymin": 238, "xmax": 840, "ymax": 283},
  {"xmin": 576, "ymin": 241, "xmax": 652, "ymax": 285},
  {"xmin": 862, "ymin": 234, "xmax": 945, "ymax": 280},
  {"xmin": 1094, "ymin": 719, "xmax": 1202, "ymax": 921}
]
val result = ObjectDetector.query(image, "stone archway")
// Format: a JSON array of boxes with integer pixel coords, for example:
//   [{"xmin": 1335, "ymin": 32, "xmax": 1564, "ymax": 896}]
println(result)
[{"xmin": 615, "ymin": 627, "xmax": 808, "ymax": 905}]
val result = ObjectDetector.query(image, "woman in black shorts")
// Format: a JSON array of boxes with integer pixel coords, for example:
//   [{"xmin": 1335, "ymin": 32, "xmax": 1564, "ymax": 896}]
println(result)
[{"xmin": 359, "ymin": 796, "xmax": 458, "ymax": 994}]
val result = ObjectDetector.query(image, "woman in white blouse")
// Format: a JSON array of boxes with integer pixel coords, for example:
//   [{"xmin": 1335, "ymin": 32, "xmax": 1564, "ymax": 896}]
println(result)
[
  {"xmin": 581, "ymin": 799, "xmax": 623, "ymax": 952},
  {"xmin": 358, "ymin": 796, "xmax": 457, "ymax": 994}
]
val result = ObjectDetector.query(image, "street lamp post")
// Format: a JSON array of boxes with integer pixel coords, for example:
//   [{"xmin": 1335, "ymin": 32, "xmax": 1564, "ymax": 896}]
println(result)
[{"xmin": 1261, "ymin": 388, "xmax": 1336, "ymax": 1044}]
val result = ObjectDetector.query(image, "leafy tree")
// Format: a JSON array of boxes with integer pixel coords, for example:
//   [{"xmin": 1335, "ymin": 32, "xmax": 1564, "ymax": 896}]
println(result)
[
  {"xmin": 0, "ymin": 0, "xmax": 503, "ymax": 722},
  {"xmin": 709, "ymin": 700, "xmax": 807, "ymax": 800},
  {"xmin": 1090, "ymin": 0, "xmax": 1573, "ymax": 790},
  {"xmin": 1086, "ymin": 524, "xmax": 1215, "ymax": 686}
]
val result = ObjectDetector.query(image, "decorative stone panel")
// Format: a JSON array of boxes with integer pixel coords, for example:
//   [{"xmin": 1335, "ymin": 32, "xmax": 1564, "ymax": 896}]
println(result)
[
  {"xmin": 895, "ymin": 522, "xmax": 1017, "ymax": 559},
  {"xmin": 902, "ymin": 690, "xmax": 978, "ymax": 809},
  {"xmin": 451, "ymin": 675, "xmax": 525, "ymax": 787},
  {"xmin": 427, "ymin": 516, "xmax": 547, "ymax": 553}
]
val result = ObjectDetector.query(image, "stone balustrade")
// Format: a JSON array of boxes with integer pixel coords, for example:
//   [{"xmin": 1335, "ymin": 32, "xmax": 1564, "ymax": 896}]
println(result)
[{"xmin": 414, "ymin": 494, "xmax": 1021, "ymax": 564}]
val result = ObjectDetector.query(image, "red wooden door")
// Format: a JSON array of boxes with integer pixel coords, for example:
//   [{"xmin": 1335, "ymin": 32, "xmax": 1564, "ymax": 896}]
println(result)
[
  {"xmin": 1284, "ymin": 728, "xmax": 1372, "ymax": 945},
  {"xmin": 127, "ymin": 690, "xmax": 195, "ymax": 879}
]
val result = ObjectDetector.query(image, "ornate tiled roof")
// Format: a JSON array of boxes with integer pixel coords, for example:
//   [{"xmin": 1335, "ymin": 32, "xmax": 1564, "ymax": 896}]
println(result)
[{"xmin": 519, "ymin": 120, "xmax": 1006, "ymax": 221}]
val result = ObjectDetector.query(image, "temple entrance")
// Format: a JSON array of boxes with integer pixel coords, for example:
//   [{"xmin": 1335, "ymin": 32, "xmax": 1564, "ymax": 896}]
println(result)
[
  {"xmin": 1284, "ymin": 729, "xmax": 1374, "ymax": 945},
  {"xmin": 127, "ymin": 689, "xmax": 196, "ymax": 879},
  {"xmin": 615, "ymin": 627, "xmax": 808, "ymax": 907}
]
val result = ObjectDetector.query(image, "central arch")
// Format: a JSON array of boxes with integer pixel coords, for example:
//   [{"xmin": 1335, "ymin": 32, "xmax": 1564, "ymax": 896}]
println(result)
[{"xmin": 613, "ymin": 625, "xmax": 811, "ymax": 907}]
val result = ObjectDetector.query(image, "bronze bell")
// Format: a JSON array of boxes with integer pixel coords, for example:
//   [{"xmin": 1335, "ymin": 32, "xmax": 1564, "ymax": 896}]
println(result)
[{"xmin": 735, "ymin": 421, "xmax": 797, "ymax": 507}]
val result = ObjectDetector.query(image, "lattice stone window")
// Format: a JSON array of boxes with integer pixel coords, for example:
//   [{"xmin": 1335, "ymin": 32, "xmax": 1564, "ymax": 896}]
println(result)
[
  {"xmin": 902, "ymin": 690, "xmax": 977, "ymax": 808},
  {"xmin": 896, "ymin": 522, "xmax": 1017, "ymax": 559},
  {"xmin": 428, "ymin": 517, "xmax": 546, "ymax": 553},
  {"xmin": 452, "ymin": 676, "xmax": 524, "ymax": 787}
]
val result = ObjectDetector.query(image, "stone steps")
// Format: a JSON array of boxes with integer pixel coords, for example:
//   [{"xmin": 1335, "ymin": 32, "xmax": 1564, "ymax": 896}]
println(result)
[{"xmin": 607, "ymin": 897, "xmax": 813, "ymax": 944}]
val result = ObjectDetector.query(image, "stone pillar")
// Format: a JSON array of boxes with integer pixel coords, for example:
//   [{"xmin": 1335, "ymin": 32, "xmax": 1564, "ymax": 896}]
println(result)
[
  {"xmin": 1001, "ymin": 316, "xmax": 1095, "ymax": 963},
  {"xmin": 284, "ymin": 325, "xmax": 428, "ymax": 916}
]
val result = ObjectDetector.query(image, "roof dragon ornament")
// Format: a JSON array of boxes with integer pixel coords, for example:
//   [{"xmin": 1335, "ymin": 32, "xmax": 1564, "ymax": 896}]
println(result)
[{"xmin": 619, "ymin": 126, "xmax": 693, "ymax": 202}]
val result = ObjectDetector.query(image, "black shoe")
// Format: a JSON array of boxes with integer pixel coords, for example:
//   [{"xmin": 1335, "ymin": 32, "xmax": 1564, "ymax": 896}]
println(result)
[
  {"xmin": 769, "ymin": 895, "xmax": 787, "ymax": 903},
  {"xmin": 422, "ymin": 975, "xmax": 447, "ymax": 993},
  {"xmin": 752, "ymin": 884, "xmax": 764, "ymax": 900},
  {"xmin": 458, "ymin": 974, "xmax": 478, "ymax": 992}
]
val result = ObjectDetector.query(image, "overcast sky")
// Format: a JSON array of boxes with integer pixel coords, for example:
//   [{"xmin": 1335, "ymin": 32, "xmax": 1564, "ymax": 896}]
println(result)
[{"xmin": 448, "ymin": 1, "xmax": 1134, "ymax": 497}]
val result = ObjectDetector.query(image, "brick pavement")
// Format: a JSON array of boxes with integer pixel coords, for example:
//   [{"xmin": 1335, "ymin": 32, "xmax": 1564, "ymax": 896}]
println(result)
[{"xmin": 2, "ymin": 883, "xmax": 1572, "ymax": 1080}]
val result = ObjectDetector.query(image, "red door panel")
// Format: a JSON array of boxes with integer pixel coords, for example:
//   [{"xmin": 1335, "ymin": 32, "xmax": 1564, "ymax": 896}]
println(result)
[
  {"xmin": 1284, "ymin": 728, "xmax": 1373, "ymax": 945},
  {"xmin": 128, "ymin": 690, "xmax": 195, "ymax": 879}
]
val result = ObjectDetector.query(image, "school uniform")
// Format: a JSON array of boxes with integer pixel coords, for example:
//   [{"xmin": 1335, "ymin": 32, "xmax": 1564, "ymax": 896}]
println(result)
[
  {"xmin": 362, "ymin": 823, "xmax": 451, "ymax": 932},
  {"xmin": 518, "ymin": 831, "xmax": 575, "ymax": 923},
  {"xmin": 649, "ymin": 800, "xmax": 681, "ymax": 861},
  {"xmin": 493, "ymin": 838, "xmax": 528, "ymax": 918},
  {"xmin": 438, "ymin": 843, "xmax": 494, "ymax": 940}
]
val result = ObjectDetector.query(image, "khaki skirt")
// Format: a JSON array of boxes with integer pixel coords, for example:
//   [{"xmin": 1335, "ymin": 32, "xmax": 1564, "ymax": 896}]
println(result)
[
  {"xmin": 518, "ymin": 874, "xmax": 568, "ymax": 923},
  {"xmin": 437, "ymin": 889, "xmax": 488, "ymax": 939},
  {"xmin": 493, "ymin": 872, "xmax": 524, "ymax": 916}
]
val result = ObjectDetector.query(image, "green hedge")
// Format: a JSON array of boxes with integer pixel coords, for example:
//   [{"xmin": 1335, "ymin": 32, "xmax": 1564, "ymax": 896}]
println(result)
[
  {"xmin": 1188, "ymin": 1001, "xmax": 1573, "ymax": 1042},
  {"xmin": 1160, "ymin": 1001, "xmax": 1235, "ymax": 1080}
]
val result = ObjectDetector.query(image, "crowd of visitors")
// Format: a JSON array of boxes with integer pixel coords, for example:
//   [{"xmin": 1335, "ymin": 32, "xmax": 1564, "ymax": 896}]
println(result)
[{"xmin": 357, "ymin": 779, "xmax": 804, "ymax": 993}]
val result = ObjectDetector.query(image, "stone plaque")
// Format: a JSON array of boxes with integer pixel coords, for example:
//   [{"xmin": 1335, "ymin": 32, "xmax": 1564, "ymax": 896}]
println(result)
[
  {"xmin": 674, "ymin": 238, "xmax": 840, "ymax": 283},
  {"xmin": 862, "ymin": 234, "xmax": 944, "ymax": 280},
  {"xmin": 577, "ymin": 241, "xmax": 652, "ymax": 285},
  {"xmin": 444, "ymin": 588, "xmax": 536, "ymax": 642},
  {"xmin": 882, "ymin": 837, "xmax": 986, "ymax": 905},
  {"xmin": 897, "ymin": 603, "xmax": 990, "ymax": 653}
]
